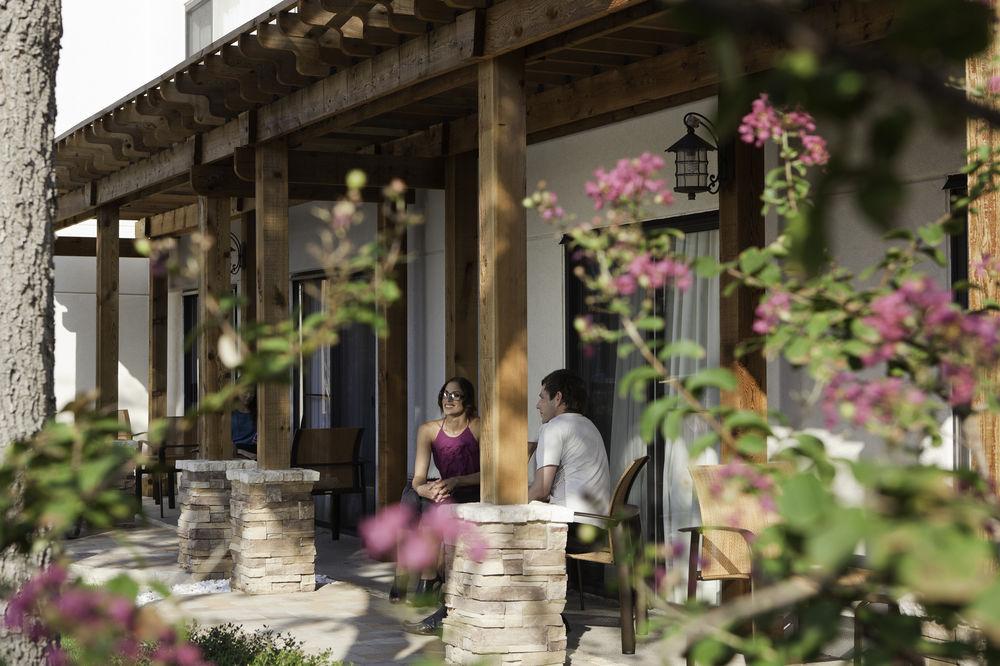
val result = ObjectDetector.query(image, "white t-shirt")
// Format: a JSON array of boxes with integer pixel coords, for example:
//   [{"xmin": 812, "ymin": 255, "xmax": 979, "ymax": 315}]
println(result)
[{"xmin": 535, "ymin": 412, "xmax": 611, "ymax": 526}]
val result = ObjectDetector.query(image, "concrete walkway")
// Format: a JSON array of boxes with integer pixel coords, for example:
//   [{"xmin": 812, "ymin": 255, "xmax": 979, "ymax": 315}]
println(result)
[{"xmin": 65, "ymin": 499, "xmax": 670, "ymax": 665}]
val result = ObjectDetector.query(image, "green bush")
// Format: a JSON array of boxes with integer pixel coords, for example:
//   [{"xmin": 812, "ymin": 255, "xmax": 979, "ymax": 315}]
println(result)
[{"xmin": 190, "ymin": 624, "xmax": 343, "ymax": 666}]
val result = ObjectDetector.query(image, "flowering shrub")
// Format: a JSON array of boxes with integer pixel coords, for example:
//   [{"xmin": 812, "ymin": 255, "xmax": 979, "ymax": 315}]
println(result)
[
  {"xmin": 4, "ymin": 566, "xmax": 206, "ymax": 665},
  {"xmin": 527, "ymin": 89, "xmax": 1000, "ymax": 663}
]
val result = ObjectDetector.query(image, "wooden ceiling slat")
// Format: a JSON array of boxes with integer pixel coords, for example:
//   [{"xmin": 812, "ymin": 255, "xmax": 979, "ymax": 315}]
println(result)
[
  {"xmin": 257, "ymin": 23, "xmax": 338, "ymax": 77},
  {"xmin": 570, "ymin": 36, "xmax": 662, "ymax": 57},
  {"xmin": 86, "ymin": 124, "xmax": 149, "ymax": 162},
  {"xmin": 220, "ymin": 45, "xmax": 297, "ymax": 96},
  {"xmin": 204, "ymin": 53, "xmax": 277, "ymax": 104},
  {"xmin": 237, "ymin": 33, "xmax": 317, "ymax": 87},
  {"xmin": 157, "ymin": 82, "xmax": 228, "ymax": 127},
  {"xmin": 175, "ymin": 69, "xmax": 244, "ymax": 117},
  {"xmin": 536, "ymin": 49, "xmax": 630, "ymax": 67},
  {"xmin": 101, "ymin": 115, "xmax": 161, "ymax": 154}
]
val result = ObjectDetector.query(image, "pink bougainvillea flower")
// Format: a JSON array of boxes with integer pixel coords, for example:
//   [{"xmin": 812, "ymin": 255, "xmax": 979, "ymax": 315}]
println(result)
[
  {"xmin": 585, "ymin": 152, "xmax": 669, "ymax": 210},
  {"xmin": 989, "ymin": 74, "xmax": 1000, "ymax": 95},
  {"xmin": 397, "ymin": 532, "xmax": 439, "ymax": 572},
  {"xmin": 420, "ymin": 503, "xmax": 464, "ymax": 543},
  {"xmin": 753, "ymin": 291, "xmax": 792, "ymax": 334},
  {"xmin": 739, "ymin": 94, "xmax": 783, "ymax": 147},
  {"xmin": 359, "ymin": 503, "xmax": 415, "ymax": 558}
]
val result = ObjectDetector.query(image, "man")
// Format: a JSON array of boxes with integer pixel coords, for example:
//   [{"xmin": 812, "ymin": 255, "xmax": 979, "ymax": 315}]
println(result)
[{"xmin": 529, "ymin": 369, "xmax": 611, "ymax": 553}]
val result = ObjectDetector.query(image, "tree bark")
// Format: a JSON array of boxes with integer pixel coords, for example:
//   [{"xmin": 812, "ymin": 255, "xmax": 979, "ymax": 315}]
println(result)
[{"xmin": 0, "ymin": 1, "xmax": 61, "ymax": 663}]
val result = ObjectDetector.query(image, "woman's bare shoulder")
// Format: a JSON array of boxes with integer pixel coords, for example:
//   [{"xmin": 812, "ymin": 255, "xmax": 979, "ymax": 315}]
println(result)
[{"xmin": 419, "ymin": 418, "xmax": 443, "ymax": 433}]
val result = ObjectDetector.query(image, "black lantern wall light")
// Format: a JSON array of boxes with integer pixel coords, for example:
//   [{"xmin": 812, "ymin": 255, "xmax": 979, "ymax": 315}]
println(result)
[{"xmin": 665, "ymin": 112, "xmax": 728, "ymax": 200}]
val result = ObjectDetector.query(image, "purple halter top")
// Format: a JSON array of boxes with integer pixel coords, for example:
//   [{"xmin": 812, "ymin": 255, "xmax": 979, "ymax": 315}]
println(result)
[{"xmin": 432, "ymin": 421, "xmax": 480, "ymax": 480}]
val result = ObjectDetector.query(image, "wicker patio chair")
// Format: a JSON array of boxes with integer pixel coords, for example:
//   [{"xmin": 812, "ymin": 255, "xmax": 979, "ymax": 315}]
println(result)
[{"xmin": 567, "ymin": 455, "xmax": 649, "ymax": 655}]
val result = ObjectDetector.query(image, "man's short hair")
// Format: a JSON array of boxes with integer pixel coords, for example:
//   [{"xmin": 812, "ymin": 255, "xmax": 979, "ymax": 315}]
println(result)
[{"xmin": 541, "ymin": 369, "xmax": 588, "ymax": 414}]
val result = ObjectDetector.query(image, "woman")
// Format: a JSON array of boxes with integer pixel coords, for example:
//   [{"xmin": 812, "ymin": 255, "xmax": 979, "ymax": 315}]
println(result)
[{"xmin": 390, "ymin": 376, "xmax": 480, "ymax": 604}]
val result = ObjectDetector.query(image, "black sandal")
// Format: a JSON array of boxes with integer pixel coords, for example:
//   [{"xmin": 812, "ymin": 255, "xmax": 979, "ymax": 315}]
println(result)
[
  {"xmin": 410, "ymin": 575, "xmax": 442, "ymax": 607},
  {"xmin": 389, "ymin": 575, "xmax": 408, "ymax": 604},
  {"xmin": 402, "ymin": 606, "xmax": 447, "ymax": 636}
]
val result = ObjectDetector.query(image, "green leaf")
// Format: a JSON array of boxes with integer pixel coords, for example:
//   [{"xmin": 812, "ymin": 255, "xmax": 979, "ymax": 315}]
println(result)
[
  {"xmin": 662, "ymin": 409, "xmax": 686, "ymax": 441},
  {"xmin": 634, "ymin": 316, "xmax": 665, "ymax": 331},
  {"xmin": 658, "ymin": 340, "xmax": 706, "ymax": 361},
  {"xmin": 778, "ymin": 473, "xmax": 830, "ymax": 530},
  {"xmin": 738, "ymin": 248, "xmax": 769, "ymax": 276},
  {"xmin": 693, "ymin": 255, "xmax": 724, "ymax": 279},
  {"xmin": 618, "ymin": 366, "xmax": 661, "ymax": 399},
  {"xmin": 724, "ymin": 411, "xmax": 772, "ymax": 435},
  {"xmin": 805, "ymin": 508, "xmax": 866, "ymax": 571},
  {"xmin": 735, "ymin": 433, "xmax": 767, "ymax": 456},
  {"xmin": 639, "ymin": 398, "xmax": 671, "ymax": 443},
  {"xmin": 685, "ymin": 368, "xmax": 737, "ymax": 393},
  {"xmin": 104, "ymin": 574, "xmax": 141, "ymax": 601},
  {"xmin": 917, "ymin": 224, "xmax": 945, "ymax": 247},
  {"xmin": 688, "ymin": 431, "xmax": 719, "ymax": 457}
]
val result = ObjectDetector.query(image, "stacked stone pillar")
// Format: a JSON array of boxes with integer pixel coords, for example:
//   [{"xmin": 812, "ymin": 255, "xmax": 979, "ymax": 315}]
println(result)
[
  {"xmin": 176, "ymin": 459, "xmax": 257, "ymax": 580},
  {"xmin": 442, "ymin": 503, "xmax": 574, "ymax": 665},
  {"xmin": 227, "ymin": 468, "xmax": 319, "ymax": 594}
]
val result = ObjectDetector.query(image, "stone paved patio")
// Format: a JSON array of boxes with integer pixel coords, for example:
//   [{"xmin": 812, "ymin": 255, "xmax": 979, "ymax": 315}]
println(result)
[{"xmin": 64, "ymin": 499, "xmax": 851, "ymax": 665}]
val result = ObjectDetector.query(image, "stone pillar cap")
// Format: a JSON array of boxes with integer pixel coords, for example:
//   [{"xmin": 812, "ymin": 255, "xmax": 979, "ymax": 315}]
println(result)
[
  {"xmin": 176, "ymin": 459, "xmax": 258, "ymax": 472},
  {"xmin": 226, "ymin": 467, "xmax": 320, "ymax": 483},
  {"xmin": 452, "ymin": 501, "xmax": 575, "ymax": 524}
]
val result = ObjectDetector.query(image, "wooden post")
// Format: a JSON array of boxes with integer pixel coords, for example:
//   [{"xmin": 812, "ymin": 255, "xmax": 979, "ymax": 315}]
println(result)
[
  {"xmin": 240, "ymin": 210, "xmax": 257, "ymax": 331},
  {"xmin": 445, "ymin": 151, "xmax": 479, "ymax": 389},
  {"xmin": 718, "ymin": 139, "xmax": 767, "ymax": 464},
  {"xmin": 255, "ymin": 140, "xmax": 291, "ymax": 470},
  {"xmin": 96, "ymin": 204, "xmax": 119, "ymax": 412},
  {"xmin": 147, "ymin": 222, "xmax": 168, "ymax": 431},
  {"xmin": 377, "ymin": 203, "xmax": 408, "ymax": 508},
  {"xmin": 198, "ymin": 196, "xmax": 232, "ymax": 460},
  {"xmin": 478, "ymin": 52, "xmax": 528, "ymax": 505},
  {"xmin": 967, "ymin": 13, "xmax": 1000, "ymax": 487}
]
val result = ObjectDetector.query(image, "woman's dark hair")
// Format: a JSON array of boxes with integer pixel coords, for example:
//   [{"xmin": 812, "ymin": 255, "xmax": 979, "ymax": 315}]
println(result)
[
  {"xmin": 541, "ymin": 369, "xmax": 588, "ymax": 414},
  {"xmin": 437, "ymin": 376, "xmax": 477, "ymax": 418}
]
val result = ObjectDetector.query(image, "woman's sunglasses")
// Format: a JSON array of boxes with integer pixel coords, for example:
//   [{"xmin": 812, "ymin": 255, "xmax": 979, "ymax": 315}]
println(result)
[{"xmin": 441, "ymin": 391, "xmax": 465, "ymax": 402}]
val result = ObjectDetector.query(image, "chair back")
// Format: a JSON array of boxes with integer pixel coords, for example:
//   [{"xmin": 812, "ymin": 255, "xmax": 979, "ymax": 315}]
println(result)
[
  {"xmin": 155, "ymin": 416, "xmax": 199, "ymax": 465},
  {"xmin": 690, "ymin": 462, "xmax": 790, "ymax": 580},
  {"xmin": 291, "ymin": 427, "xmax": 364, "ymax": 491},
  {"xmin": 116, "ymin": 409, "xmax": 133, "ymax": 440},
  {"xmin": 610, "ymin": 455, "xmax": 649, "ymax": 518}
]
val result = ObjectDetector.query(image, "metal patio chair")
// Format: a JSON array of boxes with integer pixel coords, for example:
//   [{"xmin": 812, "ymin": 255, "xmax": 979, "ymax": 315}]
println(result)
[{"xmin": 291, "ymin": 426, "xmax": 367, "ymax": 540}]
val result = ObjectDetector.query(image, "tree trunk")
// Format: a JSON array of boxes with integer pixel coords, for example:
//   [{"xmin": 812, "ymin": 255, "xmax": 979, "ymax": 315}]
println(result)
[{"xmin": 0, "ymin": 1, "xmax": 61, "ymax": 664}]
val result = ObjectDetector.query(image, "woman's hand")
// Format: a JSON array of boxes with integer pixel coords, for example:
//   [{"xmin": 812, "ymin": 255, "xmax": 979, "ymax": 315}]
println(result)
[
  {"xmin": 426, "ymin": 477, "xmax": 458, "ymax": 502},
  {"xmin": 416, "ymin": 481, "xmax": 439, "ymax": 500}
]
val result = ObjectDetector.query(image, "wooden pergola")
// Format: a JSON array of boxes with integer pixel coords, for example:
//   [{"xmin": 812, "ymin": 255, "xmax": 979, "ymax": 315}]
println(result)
[{"xmin": 53, "ymin": 0, "xmax": 901, "ymax": 505}]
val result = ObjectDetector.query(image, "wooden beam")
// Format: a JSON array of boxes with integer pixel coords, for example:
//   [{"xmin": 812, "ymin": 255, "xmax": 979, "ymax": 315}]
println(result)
[
  {"xmin": 54, "ymin": 236, "xmax": 144, "ymax": 258},
  {"xmin": 718, "ymin": 139, "xmax": 766, "ymax": 463},
  {"xmin": 148, "ymin": 220, "xmax": 168, "ymax": 441},
  {"xmin": 444, "ymin": 151, "xmax": 479, "ymax": 389},
  {"xmin": 147, "ymin": 203, "xmax": 200, "ymax": 238},
  {"xmin": 192, "ymin": 164, "xmax": 420, "ymax": 199},
  {"xmin": 255, "ymin": 140, "xmax": 291, "ymax": 470},
  {"xmin": 233, "ymin": 147, "xmax": 445, "ymax": 188},
  {"xmin": 95, "ymin": 205, "xmax": 119, "ymax": 411},
  {"xmin": 376, "ymin": 203, "xmax": 409, "ymax": 508},
  {"xmin": 198, "ymin": 197, "xmax": 232, "ymax": 460},
  {"xmin": 478, "ymin": 51, "xmax": 528, "ymax": 505},
  {"xmin": 967, "ymin": 6, "xmax": 1000, "ymax": 490}
]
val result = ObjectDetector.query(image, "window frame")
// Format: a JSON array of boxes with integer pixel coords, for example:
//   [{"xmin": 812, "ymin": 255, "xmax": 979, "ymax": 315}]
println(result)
[{"xmin": 185, "ymin": 0, "xmax": 213, "ymax": 58}]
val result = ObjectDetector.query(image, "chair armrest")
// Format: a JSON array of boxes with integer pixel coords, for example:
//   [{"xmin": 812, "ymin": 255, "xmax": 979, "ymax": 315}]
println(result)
[
  {"xmin": 680, "ymin": 525, "xmax": 755, "ymax": 539},
  {"xmin": 573, "ymin": 511, "xmax": 615, "ymax": 525}
]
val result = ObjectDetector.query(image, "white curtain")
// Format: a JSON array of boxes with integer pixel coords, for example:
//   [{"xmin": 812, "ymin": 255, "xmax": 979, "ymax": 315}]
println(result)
[
  {"xmin": 608, "ymin": 229, "xmax": 720, "ymax": 601},
  {"xmin": 298, "ymin": 279, "xmax": 332, "ymax": 429}
]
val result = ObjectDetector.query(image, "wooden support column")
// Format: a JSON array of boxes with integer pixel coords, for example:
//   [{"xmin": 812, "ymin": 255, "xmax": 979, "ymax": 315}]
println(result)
[
  {"xmin": 718, "ymin": 139, "xmax": 767, "ymax": 463},
  {"xmin": 377, "ymin": 204, "xmax": 408, "ymax": 508},
  {"xmin": 967, "ymin": 14, "xmax": 1000, "ymax": 488},
  {"xmin": 198, "ymin": 196, "xmax": 232, "ymax": 460},
  {"xmin": 255, "ymin": 140, "xmax": 291, "ymax": 470},
  {"xmin": 96, "ymin": 205, "xmax": 119, "ymax": 411},
  {"xmin": 147, "ymin": 222, "xmax": 168, "ymax": 433},
  {"xmin": 478, "ymin": 52, "xmax": 528, "ymax": 505},
  {"xmin": 445, "ymin": 151, "xmax": 479, "ymax": 389}
]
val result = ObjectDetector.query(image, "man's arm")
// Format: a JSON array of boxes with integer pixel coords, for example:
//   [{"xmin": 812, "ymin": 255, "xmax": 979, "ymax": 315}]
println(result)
[{"xmin": 528, "ymin": 465, "xmax": 557, "ymax": 502}]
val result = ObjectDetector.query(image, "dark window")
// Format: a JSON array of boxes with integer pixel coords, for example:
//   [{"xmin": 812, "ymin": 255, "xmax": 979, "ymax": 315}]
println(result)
[
  {"xmin": 182, "ymin": 293, "xmax": 199, "ymax": 413},
  {"xmin": 565, "ymin": 211, "xmax": 720, "ymax": 593},
  {"xmin": 291, "ymin": 275, "xmax": 377, "ymax": 528}
]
